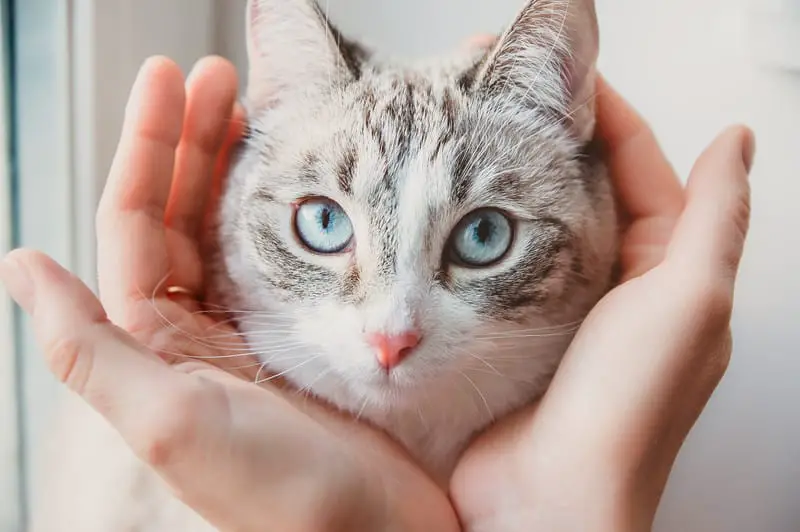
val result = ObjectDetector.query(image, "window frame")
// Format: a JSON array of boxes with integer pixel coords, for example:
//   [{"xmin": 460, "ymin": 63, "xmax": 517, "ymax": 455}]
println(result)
[
  {"xmin": 7, "ymin": 0, "xmax": 217, "ymax": 527},
  {"xmin": 0, "ymin": 2, "xmax": 21, "ymax": 529}
]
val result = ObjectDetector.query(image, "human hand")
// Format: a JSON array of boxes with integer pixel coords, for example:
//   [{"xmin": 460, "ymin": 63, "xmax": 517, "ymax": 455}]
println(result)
[
  {"xmin": 0, "ymin": 57, "xmax": 457, "ymax": 532},
  {"xmin": 451, "ymin": 77, "xmax": 754, "ymax": 532}
]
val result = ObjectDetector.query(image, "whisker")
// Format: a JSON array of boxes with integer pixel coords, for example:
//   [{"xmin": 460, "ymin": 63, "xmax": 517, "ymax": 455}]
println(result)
[
  {"xmin": 255, "ymin": 361, "xmax": 268, "ymax": 384},
  {"xmin": 452, "ymin": 347, "xmax": 503, "ymax": 376},
  {"xmin": 228, "ymin": 360, "xmax": 268, "ymax": 371},
  {"xmin": 255, "ymin": 355, "xmax": 323, "ymax": 385},
  {"xmin": 464, "ymin": 366, "xmax": 535, "ymax": 385},
  {"xmin": 475, "ymin": 330, "xmax": 578, "ymax": 341},
  {"xmin": 295, "ymin": 367, "xmax": 333, "ymax": 400},
  {"xmin": 355, "ymin": 396, "xmax": 370, "ymax": 422},
  {"xmin": 458, "ymin": 370, "xmax": 494, "ymax": 422}
]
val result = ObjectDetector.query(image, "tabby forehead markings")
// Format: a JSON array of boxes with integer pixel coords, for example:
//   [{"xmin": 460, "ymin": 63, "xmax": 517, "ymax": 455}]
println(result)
[
  {"xmin": 214, "ymin": 0, "xmax": 616, "ymax": 483},
  {"xmin": 336, "ymin": 144, "xmax": 357, "ymax": 195}
]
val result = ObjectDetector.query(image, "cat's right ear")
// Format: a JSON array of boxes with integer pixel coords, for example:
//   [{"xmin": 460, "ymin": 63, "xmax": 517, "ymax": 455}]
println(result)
[
  {"xmin": 245, "ymin": 0, "xmax": 365, "ymax": 110},
  {"xmin": 465, "ymin": 0, "xmax": 600, "ymax": 142}
]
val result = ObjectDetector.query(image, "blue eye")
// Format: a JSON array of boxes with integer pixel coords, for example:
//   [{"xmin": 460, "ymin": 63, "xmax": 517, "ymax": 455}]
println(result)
[
  {"xmin": 450, "ymin": 209, "xmax": 513, "ymax": 267},
  {"xmin": 294, "ymin": 198, "xmax": 353, "ymax": 253}
]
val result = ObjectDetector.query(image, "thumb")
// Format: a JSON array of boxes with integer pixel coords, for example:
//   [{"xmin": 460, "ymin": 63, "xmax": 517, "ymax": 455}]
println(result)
[
  {"xmin": 667, "ymin": 125, "xmax": 754, "ymax": 285},
  {"xmin": 0, "ymin": 249, "xmax": 194, "ymax": 449}
]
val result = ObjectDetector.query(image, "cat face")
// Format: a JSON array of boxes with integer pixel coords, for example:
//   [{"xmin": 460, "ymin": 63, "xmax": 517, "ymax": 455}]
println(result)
[{"xmin": 215, "ymin": 0, "xmax": 616, "ymax": 423}]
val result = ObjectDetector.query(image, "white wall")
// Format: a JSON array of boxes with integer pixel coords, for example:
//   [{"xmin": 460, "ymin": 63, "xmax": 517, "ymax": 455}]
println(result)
[
  {"xmin": 215, "ymin": 0, "xmax": 800, "ymax": 530},
  {"xmin": 593, "ymin": 2, "xmax": 800, "ymax": 530},
  {"xmin": 14, "ymin": 1, "xmax": 796, "ymax": 530}
]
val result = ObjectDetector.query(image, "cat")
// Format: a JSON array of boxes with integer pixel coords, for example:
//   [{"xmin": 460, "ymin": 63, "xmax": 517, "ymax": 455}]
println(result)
[
  {"xmin": 32, "ymin": 0, "xmax": 617, "ymax": 530},
  {"xmin": 211, "ymin": 0, "xmax": 617, "ymax": 482}
]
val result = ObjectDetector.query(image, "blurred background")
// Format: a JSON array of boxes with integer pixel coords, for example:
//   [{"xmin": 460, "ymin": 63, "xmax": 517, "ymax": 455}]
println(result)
[{"xmin": 1, "ymin": 0, "xmax": 798, "ymax": 530}]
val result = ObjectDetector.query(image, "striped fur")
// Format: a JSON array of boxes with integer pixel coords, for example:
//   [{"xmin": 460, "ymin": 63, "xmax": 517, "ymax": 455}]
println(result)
[{"xmin": 213, "ymin": 0, "xmax": 617, "ymax": 480}]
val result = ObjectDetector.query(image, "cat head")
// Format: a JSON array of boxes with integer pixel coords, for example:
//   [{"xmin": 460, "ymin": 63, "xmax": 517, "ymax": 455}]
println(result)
[{"xmin": 217, "ymin": 0, "xmax": 617, "ymax": 414}]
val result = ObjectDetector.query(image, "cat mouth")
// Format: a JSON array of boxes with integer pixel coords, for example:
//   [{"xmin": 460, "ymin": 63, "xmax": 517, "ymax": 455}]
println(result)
[{"xmin": 359, "ymin": 363, "xmax": 434, "ymax": 395}]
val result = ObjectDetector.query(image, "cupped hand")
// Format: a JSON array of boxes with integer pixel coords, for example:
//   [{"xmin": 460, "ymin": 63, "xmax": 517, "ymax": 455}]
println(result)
[
  {"xmin": 0, "ymin": 57, "xmax": 457, "ymax": 532},
  {"xmin": 451, "ymin": 77, "xmax": 754, "ymax": 532}
]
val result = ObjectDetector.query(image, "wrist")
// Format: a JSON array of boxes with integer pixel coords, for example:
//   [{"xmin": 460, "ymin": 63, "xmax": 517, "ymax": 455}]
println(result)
[
  {"xmin": 462, "ymin": 491, "xmax": 650, "ymax": 532},
  {"xmin": 459, "ymin": 457, "xmax": 656, "ymax": 532},
  {"xmin": 346, "ymin": 452, "xmax": 459, "ymax": 532},
  {"xmin": 302, "ymin": 452, "xmax": 390, "ymax": 532},
  {"xmin": 367, "ymin": 467, "xmax": 460, "ymax": 532}
]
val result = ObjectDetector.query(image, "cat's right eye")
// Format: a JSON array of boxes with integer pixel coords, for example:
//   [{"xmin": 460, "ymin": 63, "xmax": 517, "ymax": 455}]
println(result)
[{"xmin": 293, "ymin": 198, "xmax": 354, "ymax": 254}]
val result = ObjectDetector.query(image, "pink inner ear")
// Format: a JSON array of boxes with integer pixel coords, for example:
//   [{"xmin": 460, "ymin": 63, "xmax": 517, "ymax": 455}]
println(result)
[
  {"xmin": 249, "ymin": 0, "xmax": 259, "ymax": 25},
  {"xmin": 563, "ymin": 1, "xmax": 600, "ymax": 140},
  {"xmin": 246, "ymin": 0, "xmax": 266, "ymax": 58},
  {"xmin": 539, "ymin": 0, "xmax": 600, "ymax": 140}
]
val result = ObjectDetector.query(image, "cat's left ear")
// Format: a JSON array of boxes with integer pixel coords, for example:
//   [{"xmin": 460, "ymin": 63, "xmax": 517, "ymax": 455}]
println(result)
[{"xmin": 465, "ymin": 0, "xmax": 600, "ymax": 142}]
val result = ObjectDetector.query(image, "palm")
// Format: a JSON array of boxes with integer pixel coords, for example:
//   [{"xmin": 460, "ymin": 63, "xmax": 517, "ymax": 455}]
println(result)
[
  {"xmin": 451, "ymin": 78, "xmax": 687, "ymax": 526},
  {"xmin": 127, "ymin": 62, "xmax": 679, "ymax": 529},
  {"xmin": 85, "ymin": 56, "xmax": 456, "ymax": 530},
  {"xmin": 449, "ymin": 227, "xmax": 678, "ymax": 527}
]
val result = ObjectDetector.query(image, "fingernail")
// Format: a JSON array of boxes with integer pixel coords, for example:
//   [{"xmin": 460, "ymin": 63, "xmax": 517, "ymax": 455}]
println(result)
[
  {"xmin": 0, "ymin": 253, "xmax": 35, "ymax": 313},
  {"xmin": 742, "ymin": 128, "xmax": 756, "ymax": 174}
]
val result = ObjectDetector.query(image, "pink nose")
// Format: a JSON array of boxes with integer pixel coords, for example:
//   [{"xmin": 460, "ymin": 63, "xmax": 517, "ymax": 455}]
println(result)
[{"xmin": 366, "ymin": 331, "xmax": 421, "ymax": 370}]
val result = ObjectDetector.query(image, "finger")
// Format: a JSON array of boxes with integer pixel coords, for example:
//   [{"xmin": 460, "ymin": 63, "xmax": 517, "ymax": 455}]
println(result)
[
  {"xmin": 216, "ymin": 102, "xmax": 247, "ymax": 193},
  {"xmin": 196, "ymin": 102, "xmax": 247, "ymax": 298},
  {"xmin": 0, "ymin": 249, "xmax": 191, "ymax": 439},
  {"xmin": 96, "ymin": 57, "xmax": 186, "ymax": 323},
  {"xmin": 204, "ymin": 102, "xmax": 246, "ymax": 232},
  {"xmin": 666, "ymin": 125, "xmax": 754, "ymax": 284},
  {"xmin": 595, "ymin": 76, "xmax": 684, "ymax": 220},
  {"xmin": 0, "ymin": 250, "xmax": 374, "ymax": 532},
  {"xmin": 165, "ymin": 57, "xmax": 239, "ymax": 293}
]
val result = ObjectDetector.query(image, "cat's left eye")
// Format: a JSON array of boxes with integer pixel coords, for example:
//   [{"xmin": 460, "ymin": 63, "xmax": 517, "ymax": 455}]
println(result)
[
  {"xmin": 294, "ymin": 198, "xmax": 353, "ymax": 254},
  {"xmin": 449, "ymin": 209, "xmax": 513, "ymax": 267}
]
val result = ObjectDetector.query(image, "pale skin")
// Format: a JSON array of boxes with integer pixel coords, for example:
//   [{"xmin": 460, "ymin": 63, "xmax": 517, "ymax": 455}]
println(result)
[{"xmin": 0, "ymin": 49, "xmax": 753, "ymax": 532}]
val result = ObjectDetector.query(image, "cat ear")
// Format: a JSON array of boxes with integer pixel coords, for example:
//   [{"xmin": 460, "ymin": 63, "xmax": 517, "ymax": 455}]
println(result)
[
  {"xmin": 467, "ymin": 0, "xmax": 600, "ymax": 141},
  {"xmin": 245, "ymin": 0, "xmax": 366, "ymax": 109}
]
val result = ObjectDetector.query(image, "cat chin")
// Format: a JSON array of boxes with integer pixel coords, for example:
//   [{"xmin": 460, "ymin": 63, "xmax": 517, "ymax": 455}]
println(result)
[{"xmin": 268, "ymin": 341, "xmax": 564, "ymax": 481}]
